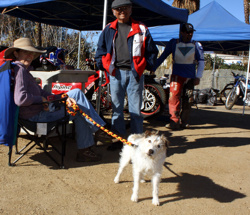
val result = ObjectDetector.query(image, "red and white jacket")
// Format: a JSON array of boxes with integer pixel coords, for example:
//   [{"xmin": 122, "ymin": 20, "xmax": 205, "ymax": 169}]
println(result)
[{"xmin": 95, "ymin": 18, "xmax": 158, "ymax": 81}]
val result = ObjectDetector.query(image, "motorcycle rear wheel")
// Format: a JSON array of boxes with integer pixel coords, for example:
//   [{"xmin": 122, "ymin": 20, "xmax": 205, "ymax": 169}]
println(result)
[{"xmin": 141, "ymin": 83, "xmax": 167, "ymax": 119}]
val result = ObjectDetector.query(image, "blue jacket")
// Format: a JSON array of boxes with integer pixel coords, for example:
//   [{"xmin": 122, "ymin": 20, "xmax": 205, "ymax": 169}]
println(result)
[
  {"xmin": 0, "ymin": 61, "xmax": 19, "ymax": 147},
  {"xmin": 95, "ymin": 18, "xmax": 158, "ymax": 81}
]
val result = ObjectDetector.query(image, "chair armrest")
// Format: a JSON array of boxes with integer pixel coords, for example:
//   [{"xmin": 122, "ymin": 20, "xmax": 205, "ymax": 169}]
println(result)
[
  {"xmin": 32, "ymin": 97, "xmax": 67, "ymax": 105},
  {"xmin": 19, "ymin": 96, "xmax": 69, "ymax": 125}
]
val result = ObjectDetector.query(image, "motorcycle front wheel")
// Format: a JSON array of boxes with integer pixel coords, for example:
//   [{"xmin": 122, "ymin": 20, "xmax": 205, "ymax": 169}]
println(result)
[
  {"xmin": 225, "ymin": 87, "xmax": 238, "ymax": 110},
  {"xmin": 219, "ymin": 83, "xmax": 234, "ymax": 105}
]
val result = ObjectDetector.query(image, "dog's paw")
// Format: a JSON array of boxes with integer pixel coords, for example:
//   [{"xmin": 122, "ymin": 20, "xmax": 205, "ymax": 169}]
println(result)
[
  {"xmin": 131, "ymin": 194, "xmax": 138, "ymax": 202},
  {"xmin": 114, "ymin": 176, "xmax": 120, "ymax": 184},
  {"xmin": 152, "ymin": 198, "xmax": 160, "ymax": 206}
]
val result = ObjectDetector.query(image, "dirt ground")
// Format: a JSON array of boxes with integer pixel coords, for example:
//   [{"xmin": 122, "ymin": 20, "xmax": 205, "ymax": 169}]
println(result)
[{"xmin": 1, "ymin": 103, "xmax": 250, "ymax": 215}]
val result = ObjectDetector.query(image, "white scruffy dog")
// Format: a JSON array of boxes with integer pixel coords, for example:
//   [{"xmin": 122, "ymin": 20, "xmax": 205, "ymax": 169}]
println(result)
[{"xmin": 114, "ymin": 130, "xmax": 169, "ymax": 206}]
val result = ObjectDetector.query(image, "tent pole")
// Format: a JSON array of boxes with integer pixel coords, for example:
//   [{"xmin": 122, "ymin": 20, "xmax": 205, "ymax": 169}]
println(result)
[
  {"xmin": 96, "ymin": 0, "xmax": 108, "ymax": 114},
  {"xmin": 77, "ymin": 31, "xmax": 81, "ymax": 69},
  {"xmin": 102, "ymin": 0, "xmax": 108, "ymax": 29},
  {"xmin": 242, "ymin": 43, "xmax": 250, "ymax": 115},
  {"xmin": 38, "ymin": 22, "xmax": 42, "ymax": 46},
  {"xmin": 212, "ymin": 54, "xmax": 216, "ymax": 88}
]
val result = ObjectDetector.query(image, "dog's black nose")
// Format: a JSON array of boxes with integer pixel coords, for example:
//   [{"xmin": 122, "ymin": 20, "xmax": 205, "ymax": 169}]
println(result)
[{"xmin": 148, "ymin": 149, "xmax": 154, "ymax": 156}]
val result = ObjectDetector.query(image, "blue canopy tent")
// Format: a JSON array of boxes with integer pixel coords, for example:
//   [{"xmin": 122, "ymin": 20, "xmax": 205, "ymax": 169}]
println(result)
[
  {"xmin": 0, "ymin": 0, "xmax": 188, "ymax": 31},
  {"xmin": 150, "ymin": 1, "xmax": 250, "ymax": 52}
]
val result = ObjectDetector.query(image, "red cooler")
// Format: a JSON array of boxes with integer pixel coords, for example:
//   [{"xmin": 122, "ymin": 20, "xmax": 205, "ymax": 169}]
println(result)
[{"xmin": 52, "ymin": 82, "xmax": 82, "ymax": 95}]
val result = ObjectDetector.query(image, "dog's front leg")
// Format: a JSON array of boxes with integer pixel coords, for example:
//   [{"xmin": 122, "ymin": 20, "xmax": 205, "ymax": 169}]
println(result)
[
  {"xmin": 131, "ymin": 171, "xmax": 140, "ymax": 202},
  {"xmin": 152, "ymin": 173, "xmax": 161, "ymax": 206}
]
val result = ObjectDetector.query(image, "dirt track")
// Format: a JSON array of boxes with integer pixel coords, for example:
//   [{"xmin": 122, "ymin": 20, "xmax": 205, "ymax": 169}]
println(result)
[{"xmin": 1, "ymin": 104, "xmax": 250, "ymax": 215}]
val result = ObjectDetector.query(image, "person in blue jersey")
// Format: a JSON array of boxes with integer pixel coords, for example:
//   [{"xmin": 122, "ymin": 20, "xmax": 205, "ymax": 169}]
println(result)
[{"xmin": 155, "ymin": 23, "xmax": 205, "ymax": 130}]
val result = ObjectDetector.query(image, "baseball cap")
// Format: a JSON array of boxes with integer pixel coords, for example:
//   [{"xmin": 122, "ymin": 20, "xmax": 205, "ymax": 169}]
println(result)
[
  {"xmin": 111, "ymin": 0, "xmax": 132, "ymax": 9},
  {"xmin": 181, "ymin": 23, "xmax": 196, "ymax": 33}
]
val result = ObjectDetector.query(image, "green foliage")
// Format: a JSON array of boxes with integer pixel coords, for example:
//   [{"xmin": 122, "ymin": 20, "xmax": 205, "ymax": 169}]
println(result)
[
  {"xmin": 204, "ymin": 54, "xmax": 247, "ymax": 71},
  {"xmin": 204, "ymin": 54, "xmax": 224, "ymax": 70},
  {"xmin": 219, "ymin": 62, "xmax": 246, "ymax": 71}
]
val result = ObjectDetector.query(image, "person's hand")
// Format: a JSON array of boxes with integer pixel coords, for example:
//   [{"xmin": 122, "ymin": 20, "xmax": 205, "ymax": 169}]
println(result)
[
  {"xmin": 66, "ymin": 97, "xmax": 76, "ymax": 108},
  {"xmin": 42, "ymin": 97, "xmax": 49, "ymax": 111},
  {"xmin": 194, "ymin": 78, "xmax": 200, "ymax": 86}
]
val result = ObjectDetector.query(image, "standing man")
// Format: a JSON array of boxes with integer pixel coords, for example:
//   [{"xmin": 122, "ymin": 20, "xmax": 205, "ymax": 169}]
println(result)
[
  {"xmin": 155, "ymin": 23, "xmax": 204, "ymax": 130},
  {"xmin": 95, "ymin": 0, "xmax": 158, "ymax": 149}
]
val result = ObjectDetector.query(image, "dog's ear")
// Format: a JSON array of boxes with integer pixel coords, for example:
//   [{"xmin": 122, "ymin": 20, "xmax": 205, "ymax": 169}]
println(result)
[
  {"xmin": 165, "ymin": 139, "xmax": 170, "ymax": 149},
  {"xmin": 161, "ymin": 134, "xmax": 170, "ymax": 148},
  {"xmin": 144, "ymin": 130, "xmax": 152, "ymax": 137},
  {"xmin": 145, "ymin": 130, "xmax": 160, "ymax": 137}
]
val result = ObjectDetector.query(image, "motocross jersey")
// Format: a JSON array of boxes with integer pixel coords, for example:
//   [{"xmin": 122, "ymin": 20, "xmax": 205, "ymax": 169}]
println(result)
[{"xmin": 156, "ymin": 38, "xmax": 204, "ymax": 79}]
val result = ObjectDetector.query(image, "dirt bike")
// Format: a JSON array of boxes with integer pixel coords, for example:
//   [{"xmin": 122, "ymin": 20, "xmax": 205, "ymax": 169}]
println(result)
[
  {"xmin": 84, "ymin": 70, "xmax": 167, "ymax": 128},
  {"xmin": 219, "ymin": 71, "xmax": 238, "ymax": 104},
  {"xmin": 225, "ymin": 72, "xmax": 250, "ymax": 110}
]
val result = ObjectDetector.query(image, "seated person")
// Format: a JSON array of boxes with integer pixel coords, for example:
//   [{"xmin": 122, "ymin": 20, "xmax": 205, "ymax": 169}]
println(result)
[{"xmin": 5, "ymin": 37, "xmax": 106, "ymax": 162}]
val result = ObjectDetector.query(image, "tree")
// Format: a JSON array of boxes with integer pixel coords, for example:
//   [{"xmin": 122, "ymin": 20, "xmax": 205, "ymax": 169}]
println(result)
[
  {"xmin": 172, "ymin": 0, "xmax": 200, "ymax": 14},
  {"xmin": 204, "ymin": 54, "xmax": 247, "ymax": 71},
  {"xmin": 244, "ymin": 0, "xmax": 249, "ymax": 24},
  {"xmin": 0, "ymin": 14, "xmax": 96, "ymax": 69}
]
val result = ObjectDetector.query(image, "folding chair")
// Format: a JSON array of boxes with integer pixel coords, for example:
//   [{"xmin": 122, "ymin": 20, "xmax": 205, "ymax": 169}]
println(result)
[
  {"xmin": 14, "ymin": 105, "xmax": 69, "ymax": 168},
  {"xmin": 0, "ymin": 60, "xmax": 69, "ymax": 168}
]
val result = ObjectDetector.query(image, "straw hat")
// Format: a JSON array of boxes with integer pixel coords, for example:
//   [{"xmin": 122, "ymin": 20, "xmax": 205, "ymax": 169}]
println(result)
[{"xmin": 4, "ymin": 38, "xmax": 46, "ymax": 59}]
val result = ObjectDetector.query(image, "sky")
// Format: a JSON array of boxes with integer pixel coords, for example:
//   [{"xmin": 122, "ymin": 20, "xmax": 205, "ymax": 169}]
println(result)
[
  {"xmin": 89, "ymin": 0, "xmax": 245, "ymax": 46},
  {"xmin": 166, "ymin": 0, "xmax": 245, "ymax": 22}
]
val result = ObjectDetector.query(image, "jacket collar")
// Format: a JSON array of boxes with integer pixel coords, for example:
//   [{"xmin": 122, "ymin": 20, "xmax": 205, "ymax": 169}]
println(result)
[
  {"xmin": 109, "ymin": 18, "xmax": 142, "ymax": 36},
  {"xmin": 14, "ymin": 60, "xmax": 33, "ymax": 71}
]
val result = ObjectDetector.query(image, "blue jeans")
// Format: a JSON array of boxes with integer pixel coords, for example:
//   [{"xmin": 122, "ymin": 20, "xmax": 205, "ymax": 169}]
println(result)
[
  {"xmin": 109, "ymin": 69, "xmax": 144, "ymax": 136},
  {"xmin": 29, "ymin": 89, "xmax": 105, "ymax": 149}
]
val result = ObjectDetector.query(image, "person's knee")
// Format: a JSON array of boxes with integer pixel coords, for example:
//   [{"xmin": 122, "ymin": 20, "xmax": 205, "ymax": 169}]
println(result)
[
  {"xmin": 72, "ymin": 88, "xmax": 82, "ymax": 94},
  {"xmin": 67, "ymin": 88, "xmax": 83, "ymax": 98}
]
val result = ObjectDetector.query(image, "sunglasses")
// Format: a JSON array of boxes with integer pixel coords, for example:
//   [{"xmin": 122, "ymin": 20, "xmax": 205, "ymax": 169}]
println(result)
[
  {"xmin": 114, "ymin": 6, "xmax": 131, "ymax": 12},
  {"xmin": 183, "ymin": 31, "xmax": 194, "ymax": 34}
]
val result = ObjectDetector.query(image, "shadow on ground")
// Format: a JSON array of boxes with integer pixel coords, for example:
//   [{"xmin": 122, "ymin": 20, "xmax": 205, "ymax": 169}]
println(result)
[
  {"xmin": 145, "ymin": 106, "xmax": 250, "ymax": 157},
  {"xmin": 147, "ymin": 105, "xmax": 250, "ymax": 131},
  {"xmin": 158, "ymin": 172, "xmax": 246, "ymax": 205},
  {"xmin": 26, "ymin": 138, "xmax": 121, "ymax": 169},
  {"xmin": 19, "ymin": 105, "xmax": 250, "ymax": 168}
]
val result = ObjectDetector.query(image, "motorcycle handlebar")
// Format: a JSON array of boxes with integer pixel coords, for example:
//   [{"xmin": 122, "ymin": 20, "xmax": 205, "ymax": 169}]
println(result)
[{"xmin": 231, "ymin": 71, "xmax": 245, "ymax": 80}]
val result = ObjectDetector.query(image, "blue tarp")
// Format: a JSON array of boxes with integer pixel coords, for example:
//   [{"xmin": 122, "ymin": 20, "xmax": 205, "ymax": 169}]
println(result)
[
  {"xmin": 150, "ymin": 1, "xmax": 250, "ymax": 51},
  {"xmin": 0, "ymin": 61, "xmax": 19, "ymax": 147},
  {"xmin": 0, "ymin": 0, "xmax": 188, "ymax": 30}
]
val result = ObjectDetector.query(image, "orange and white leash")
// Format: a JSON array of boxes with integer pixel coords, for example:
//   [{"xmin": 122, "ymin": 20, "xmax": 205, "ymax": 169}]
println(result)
[{"xmin": 61, "ymin": 94, "xmax": 133, "ymax": 146}]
